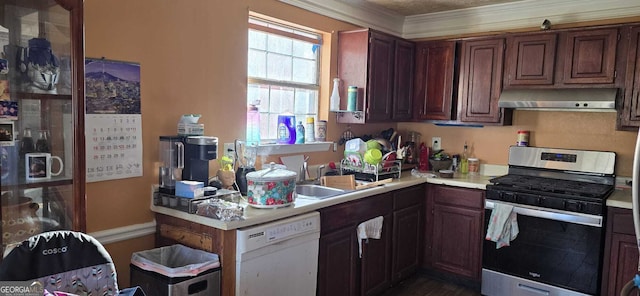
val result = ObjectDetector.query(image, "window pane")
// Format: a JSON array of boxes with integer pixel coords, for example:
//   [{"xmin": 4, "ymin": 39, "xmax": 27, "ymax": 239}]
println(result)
[
  {"xmin": 292, "ymin": 58, "xmax": 316, "ymax": 84},
  {"xmin": 248, "ymin": 49, "xmax": 266, "ymax": 78},
  {"xmin": 267, "ymin": 34, "xmax": 292, "ymax": 55},
  {"xmin": 266, "ymin": 53, "xmax": 292, "ymax": 81},
  {"xmin": 269, "ymin": 86, "xmax": 295, "ymax": 114},
  {"xmin": 247, "ymin": 83, "xmax": 269, "ymax": 105},
  {"xmin": 249, "ymin": 30, "xmax": 266, "ymax": 50},
  {"xmin": 294, "ymin": 89, "xmax": 318, "ymax": 114},
  {"xmin": 292, "ymin": 39, "xmax": 316, "ymax": 59}
]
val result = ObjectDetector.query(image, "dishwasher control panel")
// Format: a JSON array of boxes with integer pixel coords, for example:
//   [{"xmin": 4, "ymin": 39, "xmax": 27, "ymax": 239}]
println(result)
[{"xmin": 237, "ymin": 211, "xmax": 320, "ymax": 253}]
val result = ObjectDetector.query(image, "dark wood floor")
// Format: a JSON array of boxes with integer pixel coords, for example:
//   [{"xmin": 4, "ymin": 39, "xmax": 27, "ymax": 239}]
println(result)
[{"xmin": 381, "ymin": 275, "xmax": 481, "ymax": 296}]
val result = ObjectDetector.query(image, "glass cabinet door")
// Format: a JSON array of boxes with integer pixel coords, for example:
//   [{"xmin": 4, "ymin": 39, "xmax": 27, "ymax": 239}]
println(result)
[{"xmin": 0, "ymin": 0, "xmax": 84, "ymax": 254}]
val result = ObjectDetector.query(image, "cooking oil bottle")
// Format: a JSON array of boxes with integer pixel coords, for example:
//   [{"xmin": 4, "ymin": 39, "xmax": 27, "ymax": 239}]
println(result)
[{"xmin": 460, "ymin": 142, "xmax": 469, "ymax": 174}]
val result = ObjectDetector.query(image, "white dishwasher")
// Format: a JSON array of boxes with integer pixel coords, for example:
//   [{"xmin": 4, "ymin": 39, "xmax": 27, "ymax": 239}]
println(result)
[{"xmin": 236, "ymin": 211, "xmax": 320, "ymax": 296}]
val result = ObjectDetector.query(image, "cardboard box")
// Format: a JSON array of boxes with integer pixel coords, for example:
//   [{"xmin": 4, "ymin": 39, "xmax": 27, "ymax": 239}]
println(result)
[
  {"xmin": 178, "ymin": 123, "xmax": 204, "ymax": 136},
  {"xmin": 175, "ymin": 180, "xmax": 204, "ymax": 198}
]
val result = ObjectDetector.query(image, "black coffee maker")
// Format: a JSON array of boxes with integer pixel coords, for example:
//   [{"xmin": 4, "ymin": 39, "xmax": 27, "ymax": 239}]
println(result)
[{"xmin": 182, "ymin": 136, "xmax": 218, "ymax": 183}]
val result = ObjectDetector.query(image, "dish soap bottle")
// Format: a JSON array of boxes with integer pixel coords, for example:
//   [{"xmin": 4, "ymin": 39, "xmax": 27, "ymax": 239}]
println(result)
[
  {"xmin": 460, "ymin": 142, "xmax": 469, "ymax": 174},
  {"xmin": 295, "ymin": 121, "xmax": 305, "ymax": 144}
]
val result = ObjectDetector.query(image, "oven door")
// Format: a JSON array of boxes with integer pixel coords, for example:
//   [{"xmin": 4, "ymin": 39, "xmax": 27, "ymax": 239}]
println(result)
[{"xmin": 482, "ymin": 200, "xmax": 604, "ymax": 296}]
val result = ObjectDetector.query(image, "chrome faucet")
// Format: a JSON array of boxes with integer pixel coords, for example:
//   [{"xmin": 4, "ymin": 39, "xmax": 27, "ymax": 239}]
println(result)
[{"xmin": 299, "ymin": 156, "xmax": 310, "ymax": 183}]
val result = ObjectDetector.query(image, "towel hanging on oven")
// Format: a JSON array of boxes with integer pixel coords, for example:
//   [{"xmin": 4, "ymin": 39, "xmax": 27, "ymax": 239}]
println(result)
[{"xmin": 485, "ymin": 203, "xmax": 519, "ymax": 248}]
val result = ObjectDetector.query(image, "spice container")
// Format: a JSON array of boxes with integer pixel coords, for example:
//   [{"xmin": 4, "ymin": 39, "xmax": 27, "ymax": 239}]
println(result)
[
  {"xmin": 347, "ymin": 86, "xmax": 357, "ymax": 111},
  {"xmin": 468, "ymin": 158, "xmax": 479, "ymax": 175},
  {"xmin": 517, "ymin": 130, "xmax": 529, "ymax": 146}
]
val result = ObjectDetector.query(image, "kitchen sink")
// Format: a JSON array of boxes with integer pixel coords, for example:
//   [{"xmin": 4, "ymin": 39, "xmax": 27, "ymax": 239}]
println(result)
[{"xmin": 295, "ymin": 184, "xmax": 346, "ymax": 200}]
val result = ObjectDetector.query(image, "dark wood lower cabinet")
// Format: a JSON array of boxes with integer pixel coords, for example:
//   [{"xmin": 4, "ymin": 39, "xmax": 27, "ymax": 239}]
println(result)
[
  {"xmin": 423, "ymin": 185, "xmax": 484, "ymax": 282},
  {"xmin": 602, "ymin": 207, "xmax": 640, "ymax": 296},
  {"xmin": 317, "ymin": 185, "xmax": 424, "ymax": 296}
]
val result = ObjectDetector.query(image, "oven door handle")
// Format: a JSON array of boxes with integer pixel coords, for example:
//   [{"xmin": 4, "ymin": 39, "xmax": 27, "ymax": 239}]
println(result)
[{"xmin": 485, "ymin": 200, "xmax": 603, "ymax": 227}]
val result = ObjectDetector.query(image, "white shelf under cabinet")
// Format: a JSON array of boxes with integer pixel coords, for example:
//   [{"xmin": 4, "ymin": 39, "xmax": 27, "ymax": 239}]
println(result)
[{"xmin": 256, "ymin": 141, "xmax": 335, "ymax": 156}]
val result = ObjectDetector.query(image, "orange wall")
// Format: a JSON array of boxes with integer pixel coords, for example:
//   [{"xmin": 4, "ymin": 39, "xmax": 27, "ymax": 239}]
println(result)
[
  {"xmin": 84, "ymin": 0, "xmax": 364, "ymax": 286},
  {"xmin": 84, "ymin": 0, "xmax": 640, "ymax": 286}
]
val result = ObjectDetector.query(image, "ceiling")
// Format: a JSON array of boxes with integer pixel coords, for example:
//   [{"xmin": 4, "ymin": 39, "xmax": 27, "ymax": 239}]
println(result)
[
  {"xmin": 280, "ymin": 0, "xmax": 640, "ymax": 39},
  {"xmin": 339, "ymin": 0, "xmax": 524, "ymax": 16}
]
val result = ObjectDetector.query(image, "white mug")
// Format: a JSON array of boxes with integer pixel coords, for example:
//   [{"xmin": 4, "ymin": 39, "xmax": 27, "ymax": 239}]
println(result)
[{"xmin": 25, "ymin": 153, "xmax": 63, "ymax": 180}]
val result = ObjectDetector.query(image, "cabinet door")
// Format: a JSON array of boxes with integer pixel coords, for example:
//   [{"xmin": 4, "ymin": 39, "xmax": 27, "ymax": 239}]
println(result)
[
  {"xmin": 361, "ymin": 213, "xmax": 392, "ymax": 296},
  {"xmin": 391, "ymin": 39, "xmax": 415, "ymax": 121},
  {"xmin": 605, "ymin": 233, "xmax": 639, "ymax": 296},
  {"xmin": 318, "ymin": 226, "xmax": 358, "ymax": 296},
  {"xmin": 562, "ymin": 28, "xmax": 618, "ymax": 84},
  {"xmin": 392, "ymin": 204, "xmax": 422, "ymax": 283},
  {"xmin": 366, "ymin": 31, "xmax": 395, "ymax": 122},
  {"xmin": 504, "ymin": 33, "xmax": 557, "ymax": 86},
  {"xmin": 621, "ymin": 26, "xmax": 640, "ymax": 128},
  {"xmin": 425, "ymin": 185, "xmax": 484, "ymax": 280},
  {"xmin": 458, "ymin": 38, "xmax": 509, "ymax": 124},
  {"xmin": 413, "ymin": 41, "xmax": 456, "ymax": 121},
  {"xmin": 0, "ymin": 0, "xmax": 85, "ymax": 253}
]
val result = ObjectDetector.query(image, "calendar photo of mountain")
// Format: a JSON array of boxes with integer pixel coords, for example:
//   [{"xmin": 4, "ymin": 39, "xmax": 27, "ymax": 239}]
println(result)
[{"xmin": 85, "ymin": 59, "xmax": 141, "ymax": 114}]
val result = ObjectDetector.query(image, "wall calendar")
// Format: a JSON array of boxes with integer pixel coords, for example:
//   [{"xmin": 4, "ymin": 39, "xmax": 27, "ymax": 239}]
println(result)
[{"xmin": 85, "ymin": 58, "xmax": 142, "ymax": 182}]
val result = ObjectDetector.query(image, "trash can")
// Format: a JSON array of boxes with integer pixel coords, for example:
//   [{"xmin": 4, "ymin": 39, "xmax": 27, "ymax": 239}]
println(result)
[{"xmin": 130, "ymin": 244, "xmax": 221, "ymax": 296}]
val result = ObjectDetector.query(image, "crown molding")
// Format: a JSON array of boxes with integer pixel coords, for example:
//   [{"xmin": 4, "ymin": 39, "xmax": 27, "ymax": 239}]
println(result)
[
  {"xmin": 404, "ymin": 0, "xmax": 640, "ymax": 39},
  {"xmin": 279, "ymin": 0, "xmax": 640, "ymax": 40},
  {"xmin": 278, "ymin": 0, "xmax": 405, "ymax": 36}
]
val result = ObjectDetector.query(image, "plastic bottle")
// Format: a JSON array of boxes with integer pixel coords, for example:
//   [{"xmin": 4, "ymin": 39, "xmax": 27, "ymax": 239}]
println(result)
[
  {"xmin": 246, "ymin": 103, "xmax": 260, "ymax": 146},
  {"xmin": 277, "ymin": 114, "xmax": 296, "ymax": 144},
  {"xmin": 330, "ymin": 78, "xmax": 341, "ymax": 111},
  {"xmin": 460, "ymin": 142, "xmax": 469, "ymax": 174},
  {"xmin": 295, "ymin": 121, "xmax": 305, "ymax": 144},
  {"xmin": 305, "ymin": 117, "xmax": 315, "ymax": 143}
]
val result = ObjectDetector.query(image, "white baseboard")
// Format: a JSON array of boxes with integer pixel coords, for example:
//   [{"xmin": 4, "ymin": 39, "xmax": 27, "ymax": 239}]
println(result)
[{"xmin": 88, "ymin": 220, "xmax": 156, "ymax": 245}]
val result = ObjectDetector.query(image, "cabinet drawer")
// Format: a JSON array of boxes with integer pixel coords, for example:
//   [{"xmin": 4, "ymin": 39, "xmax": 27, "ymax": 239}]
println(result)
[
  {"xmin": 393, "ymin": 185, "xmax": 424, "ymax": 210},
  {"xmin": 610, "ymin": 208, "xmax": 634, "ymax": 235},
  {"xmin": 320, "ymin": 193, "xmax": 393, "ymax": 234},
  {"xmin": 432, "ymin": 185, "xmax": 484, "ymax": 209}
]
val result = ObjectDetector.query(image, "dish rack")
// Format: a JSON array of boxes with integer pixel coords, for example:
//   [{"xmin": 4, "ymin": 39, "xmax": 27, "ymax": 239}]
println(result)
[{"xmin": 340, "ymin": 158, "xmax": 402, "ymax": 182}]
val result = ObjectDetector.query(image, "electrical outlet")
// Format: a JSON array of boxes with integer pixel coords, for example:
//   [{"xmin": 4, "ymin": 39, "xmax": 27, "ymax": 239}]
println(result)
[
  {"xmin": 431, "ymin": 137, "xmax": 442, "ymax": 150},
  {"xmin": 223, "ymin": 143, "xmax": 235, "ymax": 159}
]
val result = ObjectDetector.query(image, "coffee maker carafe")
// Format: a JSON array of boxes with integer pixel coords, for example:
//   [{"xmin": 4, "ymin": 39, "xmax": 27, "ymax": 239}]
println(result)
[
  {"xmin": 183, "ymin": 136, "xmax": 218, "ymax": 183},
  {"xmin": 159, "ymin": 136, "xmax": 184, "ymax": 194}
]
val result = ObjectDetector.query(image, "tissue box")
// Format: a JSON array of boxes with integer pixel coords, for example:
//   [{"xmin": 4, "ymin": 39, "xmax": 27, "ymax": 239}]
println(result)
[
  {"xmin": 175, "ymin": 181, "xmax": 204, "ymax": 198},
  {"xmin": 178, "ymin": 123, "xmax": 204, "ymax": 136}
]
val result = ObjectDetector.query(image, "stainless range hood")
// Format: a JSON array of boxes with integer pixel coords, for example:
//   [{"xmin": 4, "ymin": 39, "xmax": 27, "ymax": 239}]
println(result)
[{"xmin": 498, "ymin": 88, "xmax": 618, "ymax": 111}]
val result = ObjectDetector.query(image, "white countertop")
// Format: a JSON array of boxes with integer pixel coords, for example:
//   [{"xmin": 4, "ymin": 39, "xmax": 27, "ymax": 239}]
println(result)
[
  {"xmin": 150, "ymin": 166, "xmax": 633, "ymax": 230},
  {"xmin": 150, "ymin": 171, "xmax": 494, "ymax": 231}
]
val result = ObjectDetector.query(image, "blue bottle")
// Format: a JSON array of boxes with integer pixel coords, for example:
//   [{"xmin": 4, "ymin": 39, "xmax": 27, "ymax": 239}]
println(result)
[{"xmin": 277, "ymin": 114, "xmax": 296, "ymax": 144}]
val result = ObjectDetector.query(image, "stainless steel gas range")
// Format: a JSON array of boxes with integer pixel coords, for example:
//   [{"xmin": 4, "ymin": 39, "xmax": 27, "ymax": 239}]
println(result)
[{"xmin": 482, "ymin": 146, "xmax": 616, "ymax": 296}]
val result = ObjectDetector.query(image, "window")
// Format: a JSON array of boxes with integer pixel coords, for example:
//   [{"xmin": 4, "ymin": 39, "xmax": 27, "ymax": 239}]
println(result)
[{"xmin": 247, "ymin": 16, "xmax": 322, "ymax": 142}]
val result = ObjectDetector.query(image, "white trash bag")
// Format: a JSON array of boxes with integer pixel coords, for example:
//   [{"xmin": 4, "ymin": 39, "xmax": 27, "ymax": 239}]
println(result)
[{"xmin": 131, "ymin": 244, "xmax": 220, "ymax": 278}]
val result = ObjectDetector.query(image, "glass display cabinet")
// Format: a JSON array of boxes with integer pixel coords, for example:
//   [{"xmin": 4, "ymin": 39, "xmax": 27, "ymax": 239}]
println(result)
[{"xmin": 0, "ymin": 0, "xmax": 84, "ymax": 255}]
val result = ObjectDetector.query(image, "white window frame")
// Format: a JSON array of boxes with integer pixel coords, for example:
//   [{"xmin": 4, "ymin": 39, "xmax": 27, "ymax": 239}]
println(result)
[{"xmin": 247, "ymin": 16, "xmax": 322, "ymax": 143}]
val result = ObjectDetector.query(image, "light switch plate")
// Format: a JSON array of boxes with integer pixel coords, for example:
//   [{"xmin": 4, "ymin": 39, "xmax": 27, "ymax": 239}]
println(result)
[{"xmin": 431, "ymin": 137, "xmax": 442, "ymax": 150}]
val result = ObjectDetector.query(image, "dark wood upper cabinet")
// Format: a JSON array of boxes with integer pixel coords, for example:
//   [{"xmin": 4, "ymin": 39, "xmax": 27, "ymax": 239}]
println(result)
[
  {"xmin": 504, "ymin": 33, "xmax": 557, "ymax": 87},
  {"xmin": 367, "ymin": 31, "xmax": 395, "ymax": 122},
  {"xmin": 392, "ymin": 39, "xmax": 415, "ymax": 121},
  {"xmin": 337, "ymin": 29, "xmax": 414, "ymax": 123},
  {"xmin": 620, "ymin": 26, "xmax": 640, "ymax": 129},
  {"xmin": 562, "ymin": 28, "xmax": 619, "ymax": 84},
  {"xmin": 458, "ymin": 37, "xmax": 511, "ymax": 124},
  {"xmin": 413, "ymin": 41, "xmax": 456, "ymax": 121}
]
